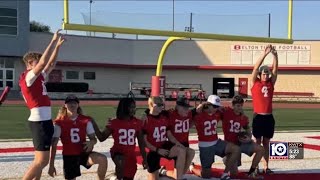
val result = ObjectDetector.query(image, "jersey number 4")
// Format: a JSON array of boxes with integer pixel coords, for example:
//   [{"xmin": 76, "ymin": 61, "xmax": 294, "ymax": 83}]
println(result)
[{"xmin": 119, "ymin": 129, "xmax": 136, "ymax": 145}]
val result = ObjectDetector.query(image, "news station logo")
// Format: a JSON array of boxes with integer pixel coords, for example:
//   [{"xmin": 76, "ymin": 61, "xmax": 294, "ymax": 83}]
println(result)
[{"xmin": 269, "ymin": 142, "xmax": 304, "ymax": 160}]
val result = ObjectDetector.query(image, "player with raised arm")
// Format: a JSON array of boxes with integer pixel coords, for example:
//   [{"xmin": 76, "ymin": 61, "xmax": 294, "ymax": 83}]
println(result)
[
  {"xmin": 48, "ymin": 95, "xmax": 107, "ymax": 180},
  {"xmin": 221, "ymin": 95, "xmax": 264, "ymax": 179},
  {"xmin": 142, "ymin": 96, "xmax": 188, "ymax": 180},
  {"xmin": 19, "ymin": 30, "xmax": 65, "ymax": 180},
  {"xmin": 158, "ymin": 97, "xmax": 196, "ymax": 178},
  {"xmin": 189, "ymin": 95, "xmax": 240, "ymax": 180},
  {"xmin": 91, "ymin": 97, "xmax": 147, "ymax": 180},
  {"xmin": 251, "ymin": 44, "xmax": 278, "ymax": 174}
]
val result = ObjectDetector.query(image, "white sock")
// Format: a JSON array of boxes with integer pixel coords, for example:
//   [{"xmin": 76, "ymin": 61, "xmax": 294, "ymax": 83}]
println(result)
[
  {"xmin": 189, "ymin": 163, "xmax": 195, "ymax": 172},
  {"xmin": 159, "ymin": 166, "xmax": 167, "ymax": 175},
  {"xmin": 109, "ymin": 175, "xmax": 117, "ymax": 180}
]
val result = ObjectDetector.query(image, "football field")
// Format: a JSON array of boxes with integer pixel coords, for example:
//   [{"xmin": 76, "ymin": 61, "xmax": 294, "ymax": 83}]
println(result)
[
  {"xmin": 1, "ymin": 100, "xmax": 320, "ymax": 139},
  {"xmin": 0, "ymin": 100, "xmax": 320, "ymax": 179},
  {"xmin": 1, "ymin": 132, "xmax": 320, "ymax": 180}
]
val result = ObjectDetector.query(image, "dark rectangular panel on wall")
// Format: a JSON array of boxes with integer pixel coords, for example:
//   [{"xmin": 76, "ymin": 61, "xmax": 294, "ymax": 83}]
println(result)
[{"xmin": 212, "ymin": 78, "xmax": 235, "ymax": 98}]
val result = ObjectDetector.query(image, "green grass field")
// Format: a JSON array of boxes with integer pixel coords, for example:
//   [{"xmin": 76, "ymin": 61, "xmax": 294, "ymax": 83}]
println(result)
[{"xmin": 1, "ymin": 105, "xmax": 320, "ymax": 139}]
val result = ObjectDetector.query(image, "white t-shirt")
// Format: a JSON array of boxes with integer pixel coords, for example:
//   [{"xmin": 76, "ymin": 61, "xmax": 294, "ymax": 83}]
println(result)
[{"xmin": 26, "ymin": 70, "xmax": 47, "ymax": 87}]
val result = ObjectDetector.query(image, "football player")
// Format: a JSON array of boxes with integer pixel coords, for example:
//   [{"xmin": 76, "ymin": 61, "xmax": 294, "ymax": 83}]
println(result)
[{"xmin": 48, "ymin": 95, "xmax": 107, "ymax": 180}]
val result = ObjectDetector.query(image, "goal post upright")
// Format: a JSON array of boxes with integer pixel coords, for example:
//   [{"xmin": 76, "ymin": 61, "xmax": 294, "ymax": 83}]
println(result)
[{"xmin": 63, "ymin": 0, "xmax": 295, "ymax": 104}]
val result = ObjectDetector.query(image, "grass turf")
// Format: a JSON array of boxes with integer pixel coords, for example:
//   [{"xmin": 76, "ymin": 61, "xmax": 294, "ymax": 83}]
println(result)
[{"xmin": 0, "ymin": 105, "xmax": 320, "ymax": 139}]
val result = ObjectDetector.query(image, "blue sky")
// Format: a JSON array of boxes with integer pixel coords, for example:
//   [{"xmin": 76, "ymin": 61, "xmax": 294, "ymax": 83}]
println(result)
[{"xmin": 30, "ymin": 0, "xmax": 320, "ymax": 40}]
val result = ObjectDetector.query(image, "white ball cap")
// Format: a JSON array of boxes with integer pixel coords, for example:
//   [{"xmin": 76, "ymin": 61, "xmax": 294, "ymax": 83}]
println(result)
[{"xmin": 207, "ymin": 95, "xmax": 221, "ymax": 106}]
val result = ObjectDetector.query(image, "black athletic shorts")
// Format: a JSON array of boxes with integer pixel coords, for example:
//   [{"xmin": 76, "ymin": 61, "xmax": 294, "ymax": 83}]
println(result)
[
  {"xmin": 28, "ymin": 120, "xmax": 54, "ymax": 151},
  {"xmin": 147, "ymin": 141, "xmax": 176, "ymax": 173},
  {"xmin": 252, "ymin": 114, "xmax": 275, "ymax": 139},
  {"xmin": 63, "ymin": 153, "xmax": 91, "ymax": 180}
]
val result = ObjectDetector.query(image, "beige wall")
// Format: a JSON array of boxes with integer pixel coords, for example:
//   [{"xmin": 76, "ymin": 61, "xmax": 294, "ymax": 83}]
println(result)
[
  {"xmin": 29, "ymin": 32, "xmax": 133, "ymax": 64},
  {"xmin": 29, "ymin": 33, "xmax": 320, "ymax": 66},
  {"xmin": 59, "ymin": 68, "xmax": 320, "ymax": 99},
  {"xmin": 133, "ymin": 41, "xmax": 320, "ymax": 66},
  {"xmin": 273, "ymin": 72, "xmax": 320, "ymax": 97},
  {"xmin": 57, "ymin": 66, "xmax": 132, "ymax": 93},
  {"xmin": 21, "ymin": 33, "xmax": 320, "ymax": 99}
]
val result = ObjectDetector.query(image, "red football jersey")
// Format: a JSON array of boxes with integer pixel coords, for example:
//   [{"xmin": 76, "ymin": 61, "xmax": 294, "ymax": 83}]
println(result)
[
  {"xmin": 19, "ymin": 70, "xmax": 50, "ymax": 109},
  {"xmin": 222, "ymin": 107, "xmax": 249, "ymax": 144},
  {"xmin": 194, "ymin": 112, "xmax": 221, "ymax": 142},
  {"xmin": 251, "ymin": 79, "xmax": 274, "ymax": 114},
  {"xmin": 55, "ymin": 115, "xmax": 91, "ymax": 155},
  {"xmin": 143, "ymin": 113, "xmax": 169, "ymax": 148},
  {"xmin": 168, "ymin": 109, "xmax": 192, "ymax": 144},
  {"xmin": 107, "ymin": 117, "xmax": 143, "ymax": 154}
]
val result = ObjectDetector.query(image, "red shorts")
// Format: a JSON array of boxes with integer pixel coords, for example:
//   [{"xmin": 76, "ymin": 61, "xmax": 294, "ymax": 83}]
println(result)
[{"xmin": 111, "ymin": 150, "xmax": 137, "ymax": 179}]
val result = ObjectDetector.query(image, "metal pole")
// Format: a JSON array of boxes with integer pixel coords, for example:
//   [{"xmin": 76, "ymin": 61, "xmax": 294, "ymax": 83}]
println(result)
[
  {"xmin": 172, "ymin": 0, "xmax": 175, "ymax": 31},
  {"xmin": 268, "ymin": 13, "xmax": 271, "ymax": 38},
  {"xmin": 190, "ymin": 12, "xmax": 193, "ymax": 40},
  {"xmin": 62, "ymin": 18, "xmax": 68, "ymax": 34},
  {"xmin": 89, "ymin": 0, "xmax": 92, "ymax": 36},
  {"xmin": 63, "ymin": 0, "xmax": 69, "ymax": 24}
]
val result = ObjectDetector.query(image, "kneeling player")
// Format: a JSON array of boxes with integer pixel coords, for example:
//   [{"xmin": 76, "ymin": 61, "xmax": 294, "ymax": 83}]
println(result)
[
  {"xmin": 159, "ymin": 97, "xmax": 196, "ymax": 178},
  {"xmin": 91, "ymin": 97, "xmax": 147, "ymax": 180},
  {"xmin": 143, "ymin": 96, "xmax": 187, "ymax": 180},
  {"xmin": 190, "ymin": 95, "xmax": 240, "ymax": 180},
  {"xmin": 222, "ymin": 95, "xmax": 264, "ymax": 179},
  {"xmin": 48, "ymin": 95, "xmax": 107, "ymax": 180}
]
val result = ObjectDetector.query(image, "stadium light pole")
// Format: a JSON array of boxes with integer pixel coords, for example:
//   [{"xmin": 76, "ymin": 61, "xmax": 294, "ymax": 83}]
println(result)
[
  {"xmin": 89, "ymin": 0, "xmax": 93, "ymax": 36},
  {"xmin": 172, "ymin": 0, "xmax": 175, "ymax": 31},
  {"xmin": 268, "ymin": 13, "xmax": 271, "ymax": 38}
]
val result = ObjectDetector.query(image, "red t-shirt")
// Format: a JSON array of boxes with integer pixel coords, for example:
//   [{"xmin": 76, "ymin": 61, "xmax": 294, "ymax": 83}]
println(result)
[
  {"xmin": 194, "ymin": 112, "xmax": 221, "ymax": 142},
  {"xmin": 251, "ymin": 79, "xmax": 274, "ymax": 114},
  {"xmin": 19, "ymin": 70, "xmax": 50, "ymax": 109},
  {"xmin": 168, "ymin": 109, "xmax": 192, "ymax": 144},
  {"xmin": 222, "ymin": 107, "xmax": 249, "ymax": 144},
  {"xmin": 55, "ymin": 115, "xmax": 91, "ymax": 155},
  {"xmin": 143, "ymin": 111, "xmax": 169, "ymax": 148},
  {"xmin": 107, "ymin": 117, "xmax": 143, "ymax": 154}
]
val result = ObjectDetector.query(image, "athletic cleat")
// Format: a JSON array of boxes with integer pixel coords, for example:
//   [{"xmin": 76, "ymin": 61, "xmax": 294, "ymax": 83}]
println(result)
[
  {"xmin": 220, "ymin": 173, "xmax": 231, "ymax": 180},
  {"xmin": 248, "ymin": 171, "xmax": 264, "ymax": 179},
  {"xmin": 255, "ymin": 166, "xmax": 261, "ymax": 174},
  {"xmin": 263, "ymin": 168, "xmax": 274, "ymax": 174},
  {"xmin": 159, "ymin": 166, "xmax": 167, "ymax": 176}
]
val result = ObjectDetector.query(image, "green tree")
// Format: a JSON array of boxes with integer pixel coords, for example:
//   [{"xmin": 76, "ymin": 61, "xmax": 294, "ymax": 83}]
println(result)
[{"xmin": 30, "ymin": 21, "xmax": 51, "ymax": 32}]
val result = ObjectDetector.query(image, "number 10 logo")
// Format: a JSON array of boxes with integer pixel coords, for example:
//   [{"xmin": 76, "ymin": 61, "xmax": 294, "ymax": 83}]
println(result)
[{"xmin": 270, "ymin": 142, "xmax": 288, "ymax": 159}]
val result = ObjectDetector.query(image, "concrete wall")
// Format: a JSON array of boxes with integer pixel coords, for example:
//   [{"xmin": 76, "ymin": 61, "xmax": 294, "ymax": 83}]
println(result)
[
  {"xmin": 29, "ymin": 33, "xmax": 320, "ymax": 66},
  {"xmin": 0, "ymin": 0, "xmax": 29, "ymax": 56},
  {"xmin": 56, "ymin": 66, "xmax": 132, "ymax": 94},
  {"xmin": 11, "ymin": 32, "xmax": 320, "ymax": 99},
  {"xmin": 50, "ymin": 67, "xmax": 320, "ymax": 99},
  {"xmin": 29, "ymin": 33, "xmax": 133, "ymax": 64}
]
